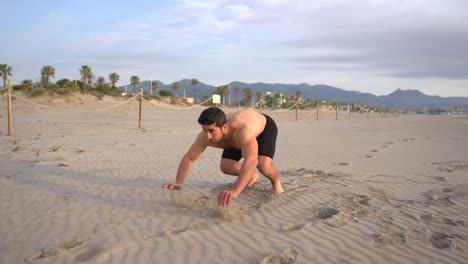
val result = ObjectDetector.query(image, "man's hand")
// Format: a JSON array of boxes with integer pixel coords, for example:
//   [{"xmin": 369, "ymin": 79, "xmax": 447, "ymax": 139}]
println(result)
[
  {"xmin": 162, "ymin": 183, "xmax": 182, "ymax": 190},
  {"xmin": 217, "ymin": 190, "xmax": 239, "ymax": 207}
]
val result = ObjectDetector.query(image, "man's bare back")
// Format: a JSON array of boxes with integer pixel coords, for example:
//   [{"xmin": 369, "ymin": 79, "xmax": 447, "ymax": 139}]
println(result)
[{"xmin": 206, "ymin": 110, "xmax": 267, "ymax": 150}]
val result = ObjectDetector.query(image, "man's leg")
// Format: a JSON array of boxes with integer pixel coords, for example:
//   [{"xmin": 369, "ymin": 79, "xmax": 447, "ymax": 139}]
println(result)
[
  {"xmin": 257, "ymin": 156, "xmax": 284, "ymax": 193},
  {"xmin": 220, "ymin": 158, "xmax": 259, "ymax": 187}
]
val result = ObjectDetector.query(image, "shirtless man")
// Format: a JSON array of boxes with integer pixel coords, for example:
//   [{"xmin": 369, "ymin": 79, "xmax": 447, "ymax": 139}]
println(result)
[{"xmin": 162, "ymin": 107, "xmax": 284, "ymax": 207}]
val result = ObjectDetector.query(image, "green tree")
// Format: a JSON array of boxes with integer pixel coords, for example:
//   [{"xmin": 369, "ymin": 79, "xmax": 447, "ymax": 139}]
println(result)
[
  {"xmin": 242, "ymin": 87, "xmax": 253, "ymax": 107},
  {"xmin": 296, "ymin": 90, "xmax": 302, "ymax": 100},
  {"xmin": 0, "ymin": 64, "xmax": 13, "ymax": 87},
  {"xmin": 172, "ymin": 82, "xmax": 180, "ymax": 96},
  {"xmin": 151, "ymin": 81, "xmax": 158, "ymax": 95},
  {"xmin": 273, "ymin": 93, "xmax": 282, "ymax": 109},
  {"xmin": 56, "ymin": 79, "xmax": 72, "ymax": 88},
  {"xmin": 80, "ymin": 65, "xmax": 93, "ymax": 91},
  {"xmin": 21, "ymin": 79, "xmax": 33, "ymax": 90},
  {"xmin": 216, "ymin": 85, "xmax": 229, "ymax": 105},
  {"xmin": 191, "ymin": 78, "xmax": 199, "ymax": 103},
  {"xmin": 40, "ymin": 65, "xmax": 55, "ymax": 88},
  {"xmin": 109, "ymin": 72, "xmax": 119, "ymax": 88},
  {"xmin": 96, "ymin": 76, "xmax": 106, "ymax": 88},
  {"xmin": 234, "ymin": 86, "xmax": 241, "ymax": 106},
  {"xmin": 256, "ymin": 91, "xmax": 263, "ymax": 103},
  {"xmin": 130, "ymin": 75, "xmax": 140, "ymax": 94}
]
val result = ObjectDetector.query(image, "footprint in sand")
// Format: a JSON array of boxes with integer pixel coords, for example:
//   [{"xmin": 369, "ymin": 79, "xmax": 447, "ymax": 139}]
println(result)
[
  {"xmin": 442, "ymin": 218, "xmax": 465, "ymax": 227},
  {"xmin": 280, "ymin": 223, "xmax": 305, "ymax": 232},
  {"xmin": 162, "ymin": 222, "xmax": 212, "ymax": 237},
  {"xmin": 371, "ymin": 232, "xmax": 407, "ymax": 246},
  {"xmin": 436, "ymin": 160, "xmax": 468, "ymax": 173},
  {"xmin": 337, "ymin": 162, "xmax": 349, "ymax": 166},
  {"xmin": 316, "ymin": 207, "xmax": 340, "ymax": 219},
  {"xmin": 12, "ymin": 146, "xmax": 22, "ymax": 152},
  {"xmin": 420, "ymin": 214, "xmax": 432, "ymax": 222},
  {"xmin": 25, "ymin": 240, "xmax": 83, "ymax": 263},
  {"xmin": 369, "ymin": 149, "xmax": 379, "ymax": 153},
  {"xmin": 70, "ymin": 244, "xmax": 109, "ymax": 262},
  {"xmin": 260, "ymin": 247, "xmax": 299, "ymax": 264},
  {"xmin": 424, "ymin": 188, "xmax": 456, "ymax": 207},
  {"xmin": 428, "ymin": 231, "xmax": 466, "ymax": 250},
  {"xmin": 353, "ymin": 195, "xmax": 371, "ymax": 206},
  {"xmin": 434, "ymin": 176, "xmax": 446, "ymax": 182}
]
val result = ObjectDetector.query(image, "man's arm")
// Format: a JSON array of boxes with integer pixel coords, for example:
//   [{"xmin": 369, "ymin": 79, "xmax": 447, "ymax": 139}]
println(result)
[
  {"xmin": 162, "ymin": 132, "xmax": 208, "ymax": 190},
  {"xmin": 217, "ymin": 136, "xmax": 258, "ymax": 206}
]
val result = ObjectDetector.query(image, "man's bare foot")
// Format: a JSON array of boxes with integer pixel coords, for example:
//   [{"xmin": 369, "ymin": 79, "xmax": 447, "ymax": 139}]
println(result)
[
  {"xmin": 273, "ymin": 182, "xmax": 284, "ymax": 193},
  {"xmin": 247, "ymin": 173, "xmax": 260, "ymax": 187}
]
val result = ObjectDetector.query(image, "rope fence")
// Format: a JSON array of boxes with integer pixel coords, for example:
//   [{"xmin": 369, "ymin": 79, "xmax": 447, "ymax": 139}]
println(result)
[
  {"xmin": 1, "ymin": 81, "xmax": 397, "ymax": 136},
  {"xmin": 11, "ymin": 92, "xmax": 142, "ymax": 112},
  {"xmin": 142, "ymin": 96, "xmax": 212, "ymax": 110}
]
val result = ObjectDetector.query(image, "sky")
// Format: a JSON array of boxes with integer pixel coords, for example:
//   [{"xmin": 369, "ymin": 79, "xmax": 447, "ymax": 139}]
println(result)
[{"xmin": 2, "ymin": 0, "xmax": 468, "ymax": 97}]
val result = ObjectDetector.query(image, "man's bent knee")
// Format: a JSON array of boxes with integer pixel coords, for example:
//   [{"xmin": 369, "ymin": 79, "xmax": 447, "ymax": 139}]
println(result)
[
  {"xmin": 220, "ymin": 159, "xmax": 240, "ymax": 175},
  {"xmin": 257, "ymin": 156, "xmax": 274, "ymax": 175}
]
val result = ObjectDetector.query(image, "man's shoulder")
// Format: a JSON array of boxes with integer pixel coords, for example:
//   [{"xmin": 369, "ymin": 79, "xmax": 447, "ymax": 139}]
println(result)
[{"xmin": 195, "ymin": 131, "xmax": 209, "ymax": 144}]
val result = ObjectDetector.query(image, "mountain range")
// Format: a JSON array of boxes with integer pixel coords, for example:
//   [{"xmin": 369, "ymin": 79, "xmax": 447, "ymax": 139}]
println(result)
[{"xmin": 125, "ymin": 79, "xmax": 468, "ymax": 111}]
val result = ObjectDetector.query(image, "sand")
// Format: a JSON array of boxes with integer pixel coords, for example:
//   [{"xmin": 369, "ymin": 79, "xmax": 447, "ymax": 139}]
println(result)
[{"xmin": 1, "ymin": 94, "xmax": 467, "ymax": 263}]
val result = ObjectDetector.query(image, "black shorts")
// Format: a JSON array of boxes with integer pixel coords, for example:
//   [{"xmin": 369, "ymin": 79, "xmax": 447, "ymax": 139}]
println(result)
[{"xmin": 221, "ymin": 114, "xmax": 278, "ymax": 161}]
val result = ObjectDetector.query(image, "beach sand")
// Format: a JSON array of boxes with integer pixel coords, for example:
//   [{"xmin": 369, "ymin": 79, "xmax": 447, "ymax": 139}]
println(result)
[{"xmin": 1, "ymin": 94, "xmax": 467, "ymax": 263}]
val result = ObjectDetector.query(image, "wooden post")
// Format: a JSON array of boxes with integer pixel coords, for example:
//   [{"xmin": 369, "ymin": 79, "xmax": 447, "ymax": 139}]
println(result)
[
  {"xmin": 316, "ymin": 103, "xmax": 319, "ymax": 120},
  {"xmin": 367, "ymin": 109, "xmax": 370, "ymax": 120},
  {"xmin": 7, "ymin": 80, "xmax": 13, "ymax": 136},
  {"xmin": 295, "ymin": 102, "xmax": 298, "ymax": 122},
  {"xmin": 348, "ymin": 109, "xmax": 351, "ymax": 120},
  {"xmin": 138, "ymin": 88, "xmax": 142, "ymax": 129},
  {"xmin": 335, "ymin": 104, "xmax": 338, "ymax": 120}
]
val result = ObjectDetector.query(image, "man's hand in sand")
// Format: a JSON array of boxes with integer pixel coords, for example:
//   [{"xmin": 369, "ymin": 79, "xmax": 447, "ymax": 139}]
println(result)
[
  {"xmin": 217, "ymin": 190, "xmax": 238, "ymax": 207},
  {"xmin": 162, "ymin": 183, "xmax": 182, "ymax": 190}
]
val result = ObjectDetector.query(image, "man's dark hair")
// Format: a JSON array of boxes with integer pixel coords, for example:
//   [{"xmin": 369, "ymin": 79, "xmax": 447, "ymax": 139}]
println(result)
[{"xmin": 198, "ymin": 107, "xmax": 227, "ymax": 127}]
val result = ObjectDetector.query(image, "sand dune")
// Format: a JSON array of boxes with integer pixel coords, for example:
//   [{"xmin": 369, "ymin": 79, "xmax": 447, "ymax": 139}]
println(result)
[{"xmin": 1, "ymin": 95, "xmax": 467, "ymax": 263}]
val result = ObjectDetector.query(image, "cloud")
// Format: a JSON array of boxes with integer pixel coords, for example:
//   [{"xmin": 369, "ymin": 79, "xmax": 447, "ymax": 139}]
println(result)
[{"xmin": 271, "ymin": 0, "xmax": 468, "ymax": 79}]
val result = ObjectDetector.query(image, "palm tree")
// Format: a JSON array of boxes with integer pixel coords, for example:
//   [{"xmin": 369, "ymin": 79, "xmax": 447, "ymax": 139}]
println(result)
[
  {"xmin": 79, "ymin": 65, "xmax": 93, "ymax": 91},
  {"xmin": 21, "ymin": 79, "xmax": 33, "ymax": 90},
  {"xmin": 151, "ymin": 81, "xmax": 158, "ymax": 95},
  {"xmin": 96, "ymin": 76, "xmax": 106, "ymax": 89},
  {"xmin": 256, "ymin": 91, "xmax": 263, "ymax": 105},
  {"xmin": 216, "ymin": 85, "xmax": 230, "ymax": 105},
  {"xmin": 130, "ymin": 76, "xmax": 140, "ymax": 94},
  {"xmin": 172, "ymin": 82, "xmax": 180, "ymax": 96},
  {"xmin": 87, "ymin": 73, "xmax": 95, "ymax": 89},
  {"xmin": 191, "ymin": 78, "xmax": 199, "ymax": 103},
  {"xmin": 0, "ymin": 64, "xmax": 13, "ymax": 87},
  {"xmin": 234, "ymin": 86, "xmax": 240, "ymax": 106},
  {"xmin": 273, "ymin": 93, "xmax": 282, "ymax": 109},
  {"xmin": 40, "ymin": 65, "xmax": 55, "ymax": 88},
  {"xmin": 296, "ymin": 90, "xmax": 302, "ymax": 100},
  {"xmin": 109, "ymin": 72, "xmax": 119, "ymax": 88},
  {"xmin": 242, "ymin": 87, "xmax": 253, "ymax": 107}
]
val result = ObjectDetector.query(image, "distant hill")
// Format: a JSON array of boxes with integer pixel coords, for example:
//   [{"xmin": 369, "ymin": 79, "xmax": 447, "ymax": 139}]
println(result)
[{"xmin": 124, "ymin": 80, "xmax": 468, "ymax": 111}]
